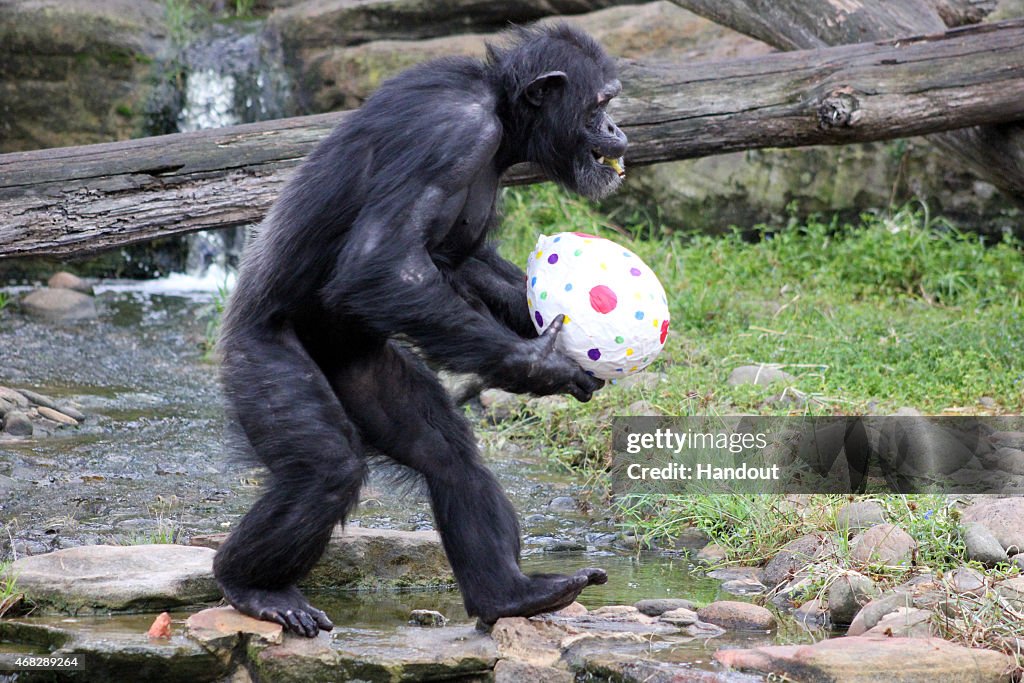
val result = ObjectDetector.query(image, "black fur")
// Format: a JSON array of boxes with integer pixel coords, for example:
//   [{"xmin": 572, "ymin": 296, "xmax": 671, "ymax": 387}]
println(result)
[{"xmin": 214, "ymin": 23, "xmax": 625, "ymax": 636}]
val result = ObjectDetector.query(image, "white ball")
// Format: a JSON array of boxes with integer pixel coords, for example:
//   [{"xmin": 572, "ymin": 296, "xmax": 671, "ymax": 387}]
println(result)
[{"xmin": 526, "ymin": 232, "xmax": 670, "ymax": 380}]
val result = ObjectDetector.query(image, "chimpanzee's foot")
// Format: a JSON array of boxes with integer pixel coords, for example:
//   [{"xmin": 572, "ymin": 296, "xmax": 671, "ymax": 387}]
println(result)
[
  {"xmin": 219, "ymin": 582, "xmax": 333, "ymax": 637},
  {"xmin": 475, "ymin": 567, "xmax": 607, "ymax": 626}
]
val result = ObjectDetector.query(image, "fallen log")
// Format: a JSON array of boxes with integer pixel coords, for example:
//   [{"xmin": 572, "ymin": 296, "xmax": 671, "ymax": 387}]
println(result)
[
  {"xmin": 2, "ymin": 18, "xmax": 1023, "ymax": 259},
  {"xmin": 670, "ymin": 0, "xmax": 1024, "ymax": 208}
]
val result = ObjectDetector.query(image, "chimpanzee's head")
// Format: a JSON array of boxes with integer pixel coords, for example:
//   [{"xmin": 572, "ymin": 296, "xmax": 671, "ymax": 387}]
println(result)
[{"xmin": 489, "ymin": 24, "xmax": 628, "ymax": 200}]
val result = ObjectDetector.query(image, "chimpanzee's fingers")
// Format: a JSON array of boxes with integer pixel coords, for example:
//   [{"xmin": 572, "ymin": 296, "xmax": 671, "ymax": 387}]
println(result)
[{"xmin": 540, "ymin": 314, "xmax": 566, "ymax": 350}]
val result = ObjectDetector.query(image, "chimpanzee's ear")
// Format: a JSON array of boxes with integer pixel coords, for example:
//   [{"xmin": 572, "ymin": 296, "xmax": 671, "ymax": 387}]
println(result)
[{"xmin": 524, "ymin": 71, "xmax": 567, "ymax": 107}]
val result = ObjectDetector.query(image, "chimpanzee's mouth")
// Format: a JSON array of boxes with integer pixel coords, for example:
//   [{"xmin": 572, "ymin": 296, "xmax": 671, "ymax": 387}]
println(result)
[{"xmin": 591, "ymin": 150, "xmax": 625, "ymax": 177}]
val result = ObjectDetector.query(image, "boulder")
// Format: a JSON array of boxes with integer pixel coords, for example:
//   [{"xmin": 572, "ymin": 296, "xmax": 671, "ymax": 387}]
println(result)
[
  {"xmin": 634, "ymin": 598, "xmax": 697, "ymax": 616},
  {"xmin": 714, "ymin": 636, "xmax": 1013, "ymax": 682},
  {"xmin": 835, "ymin": 500, "xmax": 887, "ymax": 532},
  {"xmin": 696, "ymin": 601, "xmax": 776, "ymax": 631},
  {"xmin": 964, "ymin": 521, "xmax": 1010, "ymax": 565},
  {"xmin": 828, "ymin": 571, "xmax": 879, "ymax": 625},
  {"xmin": 761, "ymin": 534, "xmax": 830, "ymax": 589},
  {"xmin": 48, "ymin": 271, "xmax": 94, "ymax": 294},
  {"xmin": 3, "ymin": 544, "xmax": 219, "ymax": 613},
  {"xmin": 851, "ymin": 524, "xmax": 917, "ymax": 566},
  {"xmin": 20, "ymin": 288, "xmax": 98, "ymax": 321},
  {"xmin": 962, "ymin": 498, "xmax": 1024, "ymax": 554},
  {"xmin": 727, "ymin": 365, "xmax": 795, "ymax": 387}
]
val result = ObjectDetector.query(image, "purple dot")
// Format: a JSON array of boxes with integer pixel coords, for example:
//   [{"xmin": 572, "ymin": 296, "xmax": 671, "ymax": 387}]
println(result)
[
  {"xmin": 587, "ymin": 348, "xmax": 602, "ymax": 361},
  {"xmin": 534, "ymin": 311, "xmax": 544, "ymax": 327},
  {"xmin": 548, "ymin": 253, "xmax": 559, "ymax": 264},
  {"xmin": 630, "ymin": 267, "xmax": 641, "ymax": 277}
]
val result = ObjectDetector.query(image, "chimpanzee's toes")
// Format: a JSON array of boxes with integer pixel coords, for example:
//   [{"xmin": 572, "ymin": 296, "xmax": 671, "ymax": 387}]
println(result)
[
  {"xmin": 220, "ymin": 583, "xmax": 333, "ymax": 638},
  {"xmin": 579, "ymin": 567, "xmax": 608, "ymax": 585}
]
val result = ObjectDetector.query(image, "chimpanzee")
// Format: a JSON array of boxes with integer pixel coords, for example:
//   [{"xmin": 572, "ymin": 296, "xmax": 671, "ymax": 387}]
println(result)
[{"xmin": 213, "ymin": 23, "xmax": 628, "ymax": 637}]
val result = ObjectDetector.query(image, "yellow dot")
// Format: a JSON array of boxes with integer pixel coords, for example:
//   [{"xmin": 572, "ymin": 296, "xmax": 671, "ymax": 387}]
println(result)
[
  {"xmin": 536, "ymin": 250, "xmax": 543, "ymax": 258},
  {"xmin": 653, "ymin": 319, "xmax": 659, "ymax": 327},
  {"xmin": 600, "ymin": 262, "xmax": 607, "ymax": 270},
  {"xmin": 633, "ymin": 292, "xmax": 642, "ymax": 300},
  {"xmin": 626, "ymin": 348, "xmax": 634, "ymax": 357},
  {"xmin": 564, "ymin": 316, "xmax": 570, "ymax": 324},
  {"xmin": 629, "ymin": 366, "xmax": 638, "ymax": 372}
]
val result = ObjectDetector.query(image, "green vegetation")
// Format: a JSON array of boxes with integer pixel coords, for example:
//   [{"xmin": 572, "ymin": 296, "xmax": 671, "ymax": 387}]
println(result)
[
  {"xmin": 201, "ymin": 280, "xmax": 231, "ymax": 360},
  {"xmin": 164, "ymin": 0, "xmax": 199, "ymax": 44},
  {"xmin": 235, "ymin": 0, "xmax": 256, "ymax": 18},
  {"xmin": 494, "ymin": 184, "xmax": 1023, "ymax": 469},
  {"xmin": 0, "ymin": 561, "xmax": 19, "ymax": 618},
  {"xmin": 0, "ymin": 291, "xmax": 9, "ymax": 312}
]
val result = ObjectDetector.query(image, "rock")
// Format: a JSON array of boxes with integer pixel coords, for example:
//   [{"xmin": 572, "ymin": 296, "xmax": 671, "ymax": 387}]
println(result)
[
  {"xmin": 20, "ymin": 288, "xmax": 98, "ymax": 321},
  {"xmin": 625, "ymin": 399, "xmax": 662, "ymax": 416},
  {"xmin": 409, "ymin": 609, "xmax": 447, "ymax": 627},
  {"xmin": 670, "ymin": 526, "xmax": 710, "ymax": 550},
  {"xmin": 726, "ymin": 365, "xmax": 795, "ymax": 387},
  {"xmin": 714, "ymin": 636, "xmax": 1013, "ymax": 682},
  {"xmin": 707, "ymin": 566, "xmax": 761, "ymax": 582},
  {"xmin": 949, "ymin": 566, "xmax": 986, "ymax": 595},
  {"xmin": 192, "ymin": 526, "xmax": 453, "ymax": 590},
  {"xmin": 851, "ymin": 524, "xmax": 917, "ymax": 566},
  {"xmin": 792, "ymin": 598, "xmax": 829, "ymax": 627},
  {"xmin": 995, "ymin": 576, "xmax": 1024, "ymax": 610},
  {"xmin": 1011, "ymin": 553, "xmax": 1024, "ymax": 572},
  {"xmin": 696, "ymin": 601, "xmax": 776, "ymax": 631},
  {"xmin": 615, "ymin": 371, "xmax": 662, "ymax": 391},
  {"xmin": 548, "ymin": 496, "xmax": 577, "ymax": 512},
  {"xmin": 0, "ymin": 0, "xmax": 171, "ymax": 153},
  {"xmin": 4, "ymin": 544, "xmax": 219, "ymax": 613},
  {"xmin": 979, "ymin": 396, "xmax": 997, "ymax": 408},
  {"xmin": 847, "ymin": 591, "xmax": 915, "ymax": 636},
  {"xmin": 658, "ymin": 607, "xmax": 698, "ymax": 626},
  {"xmin": 186, "ymin": 606, "xmax": 283, "ymax": 649},
  {"xmin": 835, "ymin": 500, "xmax": 887, "ymax": 532},
  {"xmin": 961, "ymin": 498, "xmax": 1024, "ymax": 554},
  {"xmin": 720, "ymin": 577, "xmax": 767, "ymax": 595},
  {"xmin": 479, "ymin": 388, "xmax": 523, "ymax": 421},
  {"xmin": 828, "ymin": 571, "xmax": 879, "ymax": 625},
  {"xmin": 490, "ymin": 617, "xmax": 563, "ymax": 668},
  {"xmin": 634, "ymin": 598, "xmax": 697, "ymax": 616},
  {"xmin": 761, "ymin": 534, "xmax": 829, "ymax": 589},
  {"xmin": 3, "ymin": 411, "xmax": 33, "ymax": 436},
  {"xmin": 964, "ymin": 522, "xmax": 1009, "ymax": 565},
  {"xmin": 0, "ymin": 387, "xmax": 30, "ymax": 408},
  {"xmin": 990, "ymin": 431, "xmax": 1024, "ymax": 449},
  {"xmin": 995, "ymin": 447, "xmax": 1024, "ymax": 474},
  {"xmin": 56, "ymin": 403, "xmax": 87, "ymax": 422},
  {"xmin": 48, "ymin": 271, "xmax": 94, "ymax": 294},
  {"xmin": 694, "ymin": 542, "xmax": 728, "ymax": 566},
  {"xmin": 494, "ymin": 660, "xmax": 573, "ymax": 683},
  {"xmin": 14, "ymin": 388, "xmax": 59, "ymax": 410},
  {"xmin": 37, "ymin": 406, "xmax": 79, "ymax": 426},
  {"xmin": 862, "ymin": 607, "xmax": 934, "ymax": 638}
]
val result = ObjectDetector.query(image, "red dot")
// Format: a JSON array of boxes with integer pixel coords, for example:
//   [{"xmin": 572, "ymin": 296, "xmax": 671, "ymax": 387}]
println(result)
[
  {"xmin": 573, "ymin": 232, "xmax": 603, "ymax": 239},
  {"xmin": 589, "ymin": 285, "xmax": 618, "ymax": 314},
  {"xmin": 660, "ymin": 319, "xmax": 670, "ymax": 344}
]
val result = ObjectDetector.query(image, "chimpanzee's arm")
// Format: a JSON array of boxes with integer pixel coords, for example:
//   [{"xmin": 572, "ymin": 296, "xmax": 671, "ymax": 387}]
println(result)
[{"xmin": 452, "ymin": 245, "xmax": 537, "ymax": 339}]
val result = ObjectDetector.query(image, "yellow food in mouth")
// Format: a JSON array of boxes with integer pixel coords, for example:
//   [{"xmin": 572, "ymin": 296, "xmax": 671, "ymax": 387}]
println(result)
[{"xmin": 596, "ymin": 155, "xmax": 625, "ymax": 177}]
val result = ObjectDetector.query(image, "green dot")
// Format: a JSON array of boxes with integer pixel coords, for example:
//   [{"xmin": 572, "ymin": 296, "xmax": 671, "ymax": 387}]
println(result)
[
  {"xmin": 540, "ymin": 291, "xmax": 548, "ymax": 300},
  {"xmin": 614, "ymin": 336, "xmax": 624, "ymax": 344},
  {"xmin": 574, "ymin": 249, "xmax": 582, "ymax": 256}
]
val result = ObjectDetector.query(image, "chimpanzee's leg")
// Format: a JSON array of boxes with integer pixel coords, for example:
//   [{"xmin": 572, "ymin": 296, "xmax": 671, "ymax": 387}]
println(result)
[
  {"xmin": 326, "ymin": 340, "xmax": 606, "ymax": 625},
  {"xmin": 214, "ymin": 323, "xmax": 367, "ymax": 637}
]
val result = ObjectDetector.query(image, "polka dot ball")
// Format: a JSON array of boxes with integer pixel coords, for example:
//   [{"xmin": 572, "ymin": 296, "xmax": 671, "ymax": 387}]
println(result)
[{"xmin": 526, "ymin": 232, "xmax": 670, "ymax": 380}]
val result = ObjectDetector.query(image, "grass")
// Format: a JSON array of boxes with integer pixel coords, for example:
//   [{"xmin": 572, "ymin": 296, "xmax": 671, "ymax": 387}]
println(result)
[
  {"xmin": 0, "ymin": 561, "xmax": 20, "ymax": 618},
  {"xmin": 0, "ymin": 291, "xmax": 9, "ymax": 312}
]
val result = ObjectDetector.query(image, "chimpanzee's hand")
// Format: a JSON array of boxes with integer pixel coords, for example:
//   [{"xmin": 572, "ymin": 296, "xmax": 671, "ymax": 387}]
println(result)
[{"xmin": 496, "ymin": 315, "xmax": 604, "ymax": 402}]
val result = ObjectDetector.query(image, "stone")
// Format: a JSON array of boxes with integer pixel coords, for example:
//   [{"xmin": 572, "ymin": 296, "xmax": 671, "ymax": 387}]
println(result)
[
  {"xmin": 186, "ymin": 606, "xmax": 283, "ymax": 649},
  {"xmin": 615, "ymin": 371, "xmax": 662, "ymax": 391},
  {"xmin": 48, "ymin": 271, "xmax": 94, "ymax": 294},
  {"xmin": 847, "ymin": 591, "xmax": 915, "ymax": 636},
  {"xmin": 3, "ymin": 411, "xmax": 33, "ymax": 436},
  {"xmin": 625, "ymin": 399, "xmax": 662, "ymax": 416},
  {"xmin": 696, "ymin": 601, "xmax": 776, "ymax": 631},
  {"xmin": 548, "ymin": 496, "xmax": 577, "ymax": 512},
  {"xmin": 720, "ymin": 578, "xmax": 767, "ymax": 595},
  {"xmin": 714, "ymin": 636, "xmax": 1013, "ymax": 682},
  {"xmin": 193, "ymin": 526, "xmax": 453, "ymax": 589},
  {"xmin": 20, "ymin": 288, "xmax": 98, "ymax": 321},
  {"xmin": 962, "ymin": 498, "xmax": 1024, "ymax": 554},
  {"xmin": 726, "ymin": 365, "xmax": 795, "ymax": 387},
  {"xmin": 4, "ymin": 544, "xmax": 219, "ymax": 613},
  {"xmin": 1011, "ymin": 553, "xmax": 1024, "ymax": 572},
  {"xmin": 862, "ymin": 607, "xmax": 934, "ymax": 638},
  {"xmin": 995, "ymin": 447, "xmax": 1024, "ymax": 475},
  {"xmin": 835, "ymin": 500, "xmax": 887, "ymax": 532},
  {"xmin": 761, "ymin": 534, "xmax": 829, "ymax": 589},
  {"xmin": 658, "ymin": 607, "xmax": 698, "ymax": 626},
  {"xmin": 995, "ymin": 576, "xmax": 1024, "ymax": 610},
  {"xmin": 634, "ymin": 598, "xmax": 697, "ymax": 616},
  {"xmin": 792, "ymin": 598, "xmax": 829, "ymax": 627},
  {"xmin": 828, "ymin": 571, "xmax": 879, "ymax": 625},
  {"xmin": 964, "ymin": 522, "xmax": 1009, "ymax": 565},
  {"xmin": 891, "ymin": 406, "xmax": 923, "ymax": 416},
  {"xmin": 670, "ymin": 526, "xmax": 710, "ymax": 550},
  {"xmin": 0, "ymin": 387, "xmax": 30, "ymax": 408},
  {"xmin": 851, "ymin": 524, "xmax": 917, "ymax": 566},
  {"xmin": 949, "ymin": 566, "xmax": 986, "ymax": 595},
  {"xmin": 409, "ymin": 609, "xmax": 447, "ymax": 627},
  {"xmin": 37, "ymin": 406, "xmax": 79, "ymax": 426},
  {"xmin": 989, "ymin": 431, "xmax": 1024, "ymax": 449},
  {"xmin": 490, "ymin": 617, "xmax": 564, "ymax": 668},
  {"xmin": 494, "ymin": 660, "xmax": 572, "ymax": 683},
  {"xmin": 694, "ymin": 542, "xmax": 728, "ymax": 566},
  {"xmin": 479, "ymin": 388, "xmax": 523, "ymax": 421}
]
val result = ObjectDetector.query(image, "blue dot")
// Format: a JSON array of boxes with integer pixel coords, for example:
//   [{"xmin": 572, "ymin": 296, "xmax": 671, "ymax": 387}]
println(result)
[
  {"xmin": 623, "ymin": 251, "xmax": 632, "ymax": 257},
  {"xmin": 531, "ymin": 276, "xmax": 537, "ymax": 287},
  {"xmin": 564, "ymin": 283, "xmax": 573, "ymax": 291},
  {"xmin": 635, "ymin": 311, "xmax": 645, "ymax": 320},
  {"xmin": 553, "ymin": 236, "xmax": 561, "ymax": 242}
]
